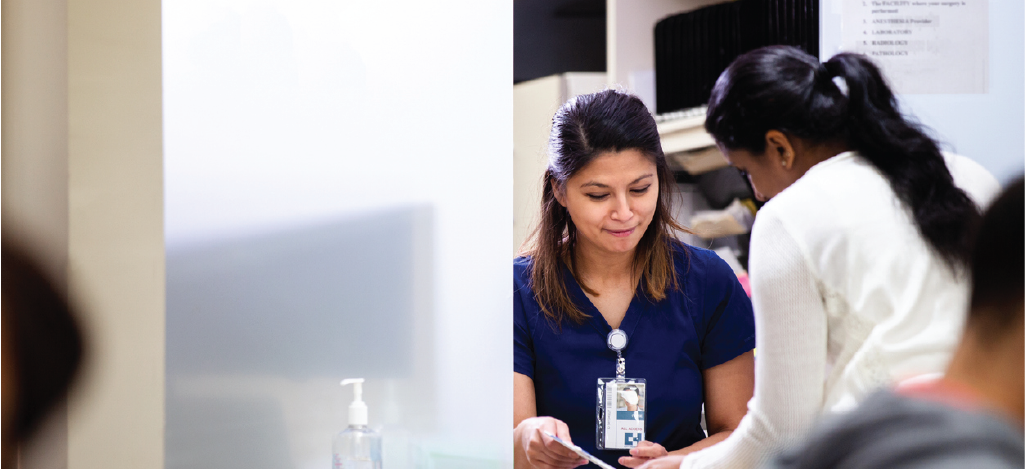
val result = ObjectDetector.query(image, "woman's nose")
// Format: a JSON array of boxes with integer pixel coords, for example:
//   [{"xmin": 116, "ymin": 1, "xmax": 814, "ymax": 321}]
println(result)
[{"xmin": 610, "ymin": 194, "xmax": 633, "ymax": 220}]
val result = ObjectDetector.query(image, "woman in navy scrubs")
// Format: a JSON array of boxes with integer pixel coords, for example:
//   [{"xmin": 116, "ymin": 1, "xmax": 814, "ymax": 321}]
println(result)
[{"xmin": 513, "ymin": 89, "xmax": 756, "ymax": 469}]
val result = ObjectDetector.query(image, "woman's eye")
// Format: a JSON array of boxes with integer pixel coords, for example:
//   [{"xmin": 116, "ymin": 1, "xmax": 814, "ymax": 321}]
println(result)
[
  {"xmin": 630, "ymin": 185, "xmax": 651, "ymax": 194},
  {"xmin": 586, "ymin": 193, "xmax": 609, "ymax": 201}
]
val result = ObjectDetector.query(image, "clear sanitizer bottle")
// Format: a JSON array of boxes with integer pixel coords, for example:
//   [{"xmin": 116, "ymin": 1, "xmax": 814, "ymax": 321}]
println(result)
[{"xmin": 333, "ymin": 379, "xmax": 382, "ymax": 469}]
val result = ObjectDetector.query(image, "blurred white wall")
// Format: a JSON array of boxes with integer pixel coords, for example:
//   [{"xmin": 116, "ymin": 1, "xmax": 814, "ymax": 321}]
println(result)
[{"xmin": 163, "ymin": 1, "xmax": 512, "ymax": 468}]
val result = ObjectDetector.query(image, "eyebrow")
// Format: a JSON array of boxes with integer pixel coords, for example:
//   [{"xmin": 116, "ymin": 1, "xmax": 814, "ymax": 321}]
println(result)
[{"xmin": 580, "ymin": 174, "xmax": 654, "ymax": 189}]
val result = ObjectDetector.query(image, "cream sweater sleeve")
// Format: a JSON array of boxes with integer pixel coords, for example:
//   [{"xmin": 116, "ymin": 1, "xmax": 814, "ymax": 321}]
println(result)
[{"xmin": 680, "ymin": 210, "xmax": 828, "ymax": 469}]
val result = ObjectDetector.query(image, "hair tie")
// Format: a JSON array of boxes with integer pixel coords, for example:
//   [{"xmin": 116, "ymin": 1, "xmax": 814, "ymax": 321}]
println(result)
[{"xmin": 831, "ymin": 76, "xmax": 849, "ymax": 97}]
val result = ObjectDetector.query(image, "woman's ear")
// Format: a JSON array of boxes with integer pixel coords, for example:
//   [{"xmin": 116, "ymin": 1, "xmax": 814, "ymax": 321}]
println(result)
[
  {"xmin": 552, "ymin": 180, "xmax": 567, "ymax": 207},
  {"xmin": 764, "ymin": 130, "xmax": 796, "ymax": 169}
]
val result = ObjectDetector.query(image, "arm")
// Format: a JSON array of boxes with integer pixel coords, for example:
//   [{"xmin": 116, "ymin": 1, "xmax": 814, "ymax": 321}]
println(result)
[
  {"xmin": 681, "ymin": 349, "xmax": 755, "ymax": 454},
  {"xmin": 660, "ymin": 213, "xmax": 830, "ymax": 469},
  {"xmin": 513, "ymin": 372, "xmax": 587, "ymax": 469},
  {"xmin": 514, "ymin": 372, "xmax": 537, "ymax": 428},
  {"xmin": 514, "ymin": 272, "xmax": 580, "ymax": 468},
  {"xmin": 619, "ymin": 351, "xmax": 755, "ymax": 468}
]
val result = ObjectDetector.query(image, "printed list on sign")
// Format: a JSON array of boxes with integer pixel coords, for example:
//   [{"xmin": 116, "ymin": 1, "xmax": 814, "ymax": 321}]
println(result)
[{"xmin": 841, "ymin": 0, "xmax": 988, "ymax": 94}]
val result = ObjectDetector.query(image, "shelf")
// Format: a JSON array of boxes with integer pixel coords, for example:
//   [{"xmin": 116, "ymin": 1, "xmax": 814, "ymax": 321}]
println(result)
[{"xmin": 657, "ymin": 108, "xmax": 727, "ymax": 175}]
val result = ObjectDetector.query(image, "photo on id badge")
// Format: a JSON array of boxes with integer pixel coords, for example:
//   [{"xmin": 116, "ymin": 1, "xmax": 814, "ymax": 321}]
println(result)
[{"xmin": 597, "ymin": 379, "xmax": 646, "ymax": 450}]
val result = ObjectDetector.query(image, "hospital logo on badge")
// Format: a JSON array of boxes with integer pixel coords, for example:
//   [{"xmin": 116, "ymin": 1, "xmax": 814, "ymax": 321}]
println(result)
[{"xmin": 624, "ymin": 432, "xmax": 643, "ymax": 446}]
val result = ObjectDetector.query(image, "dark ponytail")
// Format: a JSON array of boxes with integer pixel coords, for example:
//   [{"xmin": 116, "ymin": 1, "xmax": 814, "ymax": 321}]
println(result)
[
  {"xmin": 825, "ymin": 53, "xmax": 980, "ymax": 268},
  {"xmin": 706, "ymin": 46, "xmax": 980, "ymax": 269}
]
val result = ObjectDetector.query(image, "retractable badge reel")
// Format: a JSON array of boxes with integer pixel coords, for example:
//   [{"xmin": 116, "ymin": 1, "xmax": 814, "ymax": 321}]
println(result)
[{"xmin": 595, "ymin": 329, "xmax": 646, "ymax": 450}]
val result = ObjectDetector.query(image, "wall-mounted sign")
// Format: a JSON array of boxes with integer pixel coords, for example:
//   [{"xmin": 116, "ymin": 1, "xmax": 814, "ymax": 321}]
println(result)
[{"xmin": 841, "ymin": 0, "xmax": 988, "ymax": 94}]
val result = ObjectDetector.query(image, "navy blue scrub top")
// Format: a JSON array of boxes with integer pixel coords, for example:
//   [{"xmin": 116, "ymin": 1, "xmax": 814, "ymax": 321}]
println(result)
[{"xmin": 514, "ymin": 243, "xmax": 755, "ymax": 468}]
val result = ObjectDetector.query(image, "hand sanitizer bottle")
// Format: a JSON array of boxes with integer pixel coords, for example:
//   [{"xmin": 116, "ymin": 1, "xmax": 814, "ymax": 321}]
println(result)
[{"xmin": 333, "ymin": 379, "xmax": 382, "ymax": 469}]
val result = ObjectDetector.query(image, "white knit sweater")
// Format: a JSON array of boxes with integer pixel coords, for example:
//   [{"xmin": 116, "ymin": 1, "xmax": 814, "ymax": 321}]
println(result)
[{"xmin": 679, "ymin": 152, "xmax": 1001, "ymax": 469}]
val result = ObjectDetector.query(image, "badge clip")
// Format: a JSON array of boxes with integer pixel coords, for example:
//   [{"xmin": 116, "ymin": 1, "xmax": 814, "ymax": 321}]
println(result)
[{"xmin": 607, "ymin": 329, "xmax": 628, "ymax": 379}]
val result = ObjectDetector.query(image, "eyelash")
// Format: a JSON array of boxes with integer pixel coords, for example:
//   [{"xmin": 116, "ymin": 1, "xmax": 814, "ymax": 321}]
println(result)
[{"xmin": 585, "ymin": 186, "xmax": 651, "ymax": 201}]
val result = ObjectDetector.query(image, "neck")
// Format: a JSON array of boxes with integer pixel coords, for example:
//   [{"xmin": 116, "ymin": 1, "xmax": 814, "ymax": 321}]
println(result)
[
  {"xmin": 794, "ymin": 139, "xmax": 851, "ymax": 174},
  {"xmin": 944, "ymin": 326, "xmax": 1025, "ymax": 428},
  {"xmin": 572, "ymin": 240, "xmax": 635, "ymax": 283}
]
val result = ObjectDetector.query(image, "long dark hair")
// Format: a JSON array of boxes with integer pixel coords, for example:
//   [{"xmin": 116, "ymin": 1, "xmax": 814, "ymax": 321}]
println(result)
[
  {"xmin": 524, "ymin": 89, "xmax": 687, "ymax": 325},
  {"xmin": 705, "ymin": 45, "xmax": 980, "ymax": 269}
]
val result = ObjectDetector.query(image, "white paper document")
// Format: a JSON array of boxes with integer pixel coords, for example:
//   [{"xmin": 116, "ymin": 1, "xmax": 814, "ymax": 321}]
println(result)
[
  {"xmin": 542, "ymin": 431, "xmax": 617, "ymax": 469},
  {"xmin": 841, "ymin": 0, "xmax": 988, "ymax": 94}
]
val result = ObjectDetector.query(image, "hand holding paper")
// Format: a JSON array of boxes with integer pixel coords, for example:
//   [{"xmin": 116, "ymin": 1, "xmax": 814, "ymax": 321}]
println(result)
[
  {"xmin": 514, "ymin": 417, "xmax": 587, "ymax": 469},
  {"xmin": 542, "ymin": 430, "xmax": 616, "ymax": 469}
]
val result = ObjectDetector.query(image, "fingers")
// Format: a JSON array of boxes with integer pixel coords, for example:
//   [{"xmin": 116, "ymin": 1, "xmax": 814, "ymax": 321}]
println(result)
[
  {"xmin": 537, "ymin": 434, "xmax": 579, "ymax": 461},
  {"xmin": 628, "ymin": 441, "xmax": 667, "ymax": 458},
  {"xmin": 525, "ymin": 445, "xmax": 582, "ymax": 468},
  {"xmin": 540, "ymin": 421, "xmax": 579, "ymax": 460},
  {"xmin": 554, "ymin": 419, "xmax": 573, "ymax": 442},
  {"xmin": 637, "ymin": 455, "xmax": 685, "ymax": 469},
  {"xmin": 619, "ymin": 456, "xmax": 648, "ymax": 468},
  {"xmin": 529, "ymin": 454, "xmax": 586, "ymax": 469},
  {"xmin": 530, "ymin": 439, "xmax": 580, "ymax": 465},
  {"xmin": 528, "ymin": 424, "xmax": 579, "ymax": 465},
  {"xmin": 518, "ymin": 417, "xmax": 584, "ymax": 469}
]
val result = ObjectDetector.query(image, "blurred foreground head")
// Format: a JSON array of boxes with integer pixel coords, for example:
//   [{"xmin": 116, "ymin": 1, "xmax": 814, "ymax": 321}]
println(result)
[
  {"xmin": 2, "ymin": 241, "xmax": 85, "ymax": 466},
  {"xmin": 953, "ymin": 175, "xmax": 1024, "ymax": 425},
  {"xmin": 965, "ymin": 176, "xmax": 1025, "ymax": 346}
]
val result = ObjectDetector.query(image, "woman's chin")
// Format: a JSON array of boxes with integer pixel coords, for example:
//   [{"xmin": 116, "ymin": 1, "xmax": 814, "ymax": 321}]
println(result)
[{"xmin": 602, "ymin": 239, "xmax": 640, "ymax": 254}]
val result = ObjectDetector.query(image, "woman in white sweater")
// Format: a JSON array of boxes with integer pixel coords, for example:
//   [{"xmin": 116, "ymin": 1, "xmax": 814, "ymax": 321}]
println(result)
[{"xmin": 635, "ymin": 46, "xmax": 1000, "ymax": 469}]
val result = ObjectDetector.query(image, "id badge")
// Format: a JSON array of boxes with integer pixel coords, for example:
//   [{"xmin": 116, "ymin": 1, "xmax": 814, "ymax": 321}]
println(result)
[
  {"xmin": 595, "ymin": 329, "xmax": 646, "ymax": 450},
  {"xmin": 595, "ymin": 377, "xmax": 646, "ymax": 450}
]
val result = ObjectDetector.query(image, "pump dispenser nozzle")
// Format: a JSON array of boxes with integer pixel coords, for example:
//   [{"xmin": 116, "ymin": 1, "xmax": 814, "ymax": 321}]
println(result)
[
  {"xmin": 334, "ymin": 378, "xmax": 381, "ymax": 467},
  {"xmin": 341, "ymin": 378, "xmax": 368, "ymax": 426}
]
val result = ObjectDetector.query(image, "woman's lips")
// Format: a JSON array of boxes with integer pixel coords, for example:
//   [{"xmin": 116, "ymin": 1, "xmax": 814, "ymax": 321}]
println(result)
[{"xmin": 606, "ymin": 227, "xmax": 636, "ymax": 238}]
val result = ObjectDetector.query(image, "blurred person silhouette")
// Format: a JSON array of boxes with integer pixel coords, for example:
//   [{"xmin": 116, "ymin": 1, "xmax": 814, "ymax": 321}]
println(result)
[
  {"xmin": 766, "ymin": 176, "xmax": 1024, "ymax": 468},
  {"xmin": 2, "ymin": 240, "xmax": 85, "ymax": 469},
  {"xmin": 639, "ymin": 46, "xmax": 1002, "ymax": 469}
]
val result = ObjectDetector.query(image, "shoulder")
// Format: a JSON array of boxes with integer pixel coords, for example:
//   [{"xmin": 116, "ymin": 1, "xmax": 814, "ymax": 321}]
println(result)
[
  {"xmin": 748, "ymin": 200, "xmax": 796, "ymax": 249},
  {"xmin": 670, "ymin": 241, "xmax": 735, "ymax": 284},
  {"xmin": 514, "ymin": 255, "xmax": 532, "ymax": 273},
  {"xmin": 758, "ymin": 153, "xmax": 872, "ymax": 226},
  {"xmin": 513, "ymin": 256, "xmax": 533, "ymax": 289},
  {"xmin": 770, "ymin": 151, "xmax": 872, "ymax": 199},
  {"xmin": 942, "ymin": 152, "xmax": 1002, "ymax": 209}
]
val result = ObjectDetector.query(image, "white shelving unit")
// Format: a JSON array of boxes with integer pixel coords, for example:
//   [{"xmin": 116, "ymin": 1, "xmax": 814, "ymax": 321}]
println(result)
[{"xmin": 656, "ymin": 108, "xmax": 729, "ymax": 175}]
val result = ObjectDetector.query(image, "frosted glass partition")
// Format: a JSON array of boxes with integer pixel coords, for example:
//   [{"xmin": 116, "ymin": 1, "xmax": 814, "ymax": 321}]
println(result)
[
  {"xmin": 166, "ymin": 209, "xmax": 436, "ymax": 468},
  {"xmin": 163, "ymin": 1, "xmax": 512, "ymax": 468}
]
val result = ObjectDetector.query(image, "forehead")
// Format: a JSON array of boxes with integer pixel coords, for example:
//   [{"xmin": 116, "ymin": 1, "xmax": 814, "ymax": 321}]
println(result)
[
  {"xmin": 718, "ymin": 145, "xmax": 760, "ymax": 166},
  {"xmin": 570, "ymin": 149, "xmax": 657, "ymax": 184}
]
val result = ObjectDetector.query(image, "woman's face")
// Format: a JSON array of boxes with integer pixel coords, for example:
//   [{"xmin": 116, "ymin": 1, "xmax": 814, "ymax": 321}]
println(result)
[
  {"xmin": 720, "ymin": 145, "xmax": 791, "ymax": 202},
  {"xmin": 556, "ymin": 149, "xmax": 659, "ymax": 257}
]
